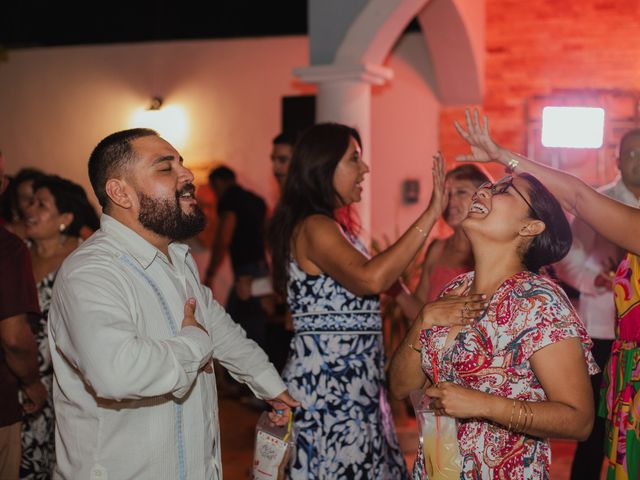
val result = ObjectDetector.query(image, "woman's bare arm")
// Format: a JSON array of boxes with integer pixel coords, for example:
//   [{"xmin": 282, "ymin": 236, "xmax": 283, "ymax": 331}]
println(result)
[
  {"xmin": 295, "ymin": 157, "xmax": 447, "ymax": 296},
  {"xmin": 455, "ymin": 108, "xmax": 640, "ymax": 255},
  {"xmin": 426, "ymin": 337, "xmax": 594, "ymax": 440}
]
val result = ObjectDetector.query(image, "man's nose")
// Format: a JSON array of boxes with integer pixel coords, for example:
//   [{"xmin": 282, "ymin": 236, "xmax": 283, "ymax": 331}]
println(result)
[{"xmin": 178, "ymin": 162, "xmax": 195, "ymax": 183}]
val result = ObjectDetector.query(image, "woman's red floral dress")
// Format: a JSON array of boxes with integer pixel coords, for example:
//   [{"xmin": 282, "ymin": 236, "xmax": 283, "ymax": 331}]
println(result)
[{"xmin": 413, "ymin": 271, "xmax": 599, "ymax": 479}]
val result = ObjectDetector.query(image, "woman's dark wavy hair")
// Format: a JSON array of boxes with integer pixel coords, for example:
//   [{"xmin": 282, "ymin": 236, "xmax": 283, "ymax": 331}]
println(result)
[
  {"xmin": 32, "ymin": 175, "xmax": 100, "ymax": 238},
  {"xmin": 518, "ymin": 173, "xmax": 572, "ymax": 272},
  {"xmin": 268, "ymin": 123, "xmax": 362, "ymax": 295}
]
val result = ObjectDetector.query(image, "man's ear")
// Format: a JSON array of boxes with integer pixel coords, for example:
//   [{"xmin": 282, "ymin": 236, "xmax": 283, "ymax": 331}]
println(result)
[
  {"xmin": 105, "ymin": 178, "xmax": 134, "ymax": 210},
  {"xmin": 519, "ymin": 219, "xmax": 545, "ymax": 238}
]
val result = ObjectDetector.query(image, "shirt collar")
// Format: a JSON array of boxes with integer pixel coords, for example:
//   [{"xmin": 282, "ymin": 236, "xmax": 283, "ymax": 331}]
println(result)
[
  {"xmin": 100, "ymin": 214, "xmax": 189, "ymax": 269},
  {"xmin": 611, "ymin": 178, "xmax": 640, "ymax": 207}
]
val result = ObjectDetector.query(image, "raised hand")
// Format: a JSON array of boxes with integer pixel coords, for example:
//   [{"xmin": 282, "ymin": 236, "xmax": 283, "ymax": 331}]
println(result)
[
  {"xmin": 428, "ymin": 151, "xmax": 449, "ymax": 217},
  {"xmin": 419, "ymin": 277, "xmax": 487, "ymax": 329},
  {"xmin": 454, "ymin": 108, "xmax": 503, "ymax": 163}
]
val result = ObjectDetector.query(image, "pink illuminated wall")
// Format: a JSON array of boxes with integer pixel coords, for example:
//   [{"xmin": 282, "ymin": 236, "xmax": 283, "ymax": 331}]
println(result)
[{"xmin": 0, "ymin": 34, "xmax": 441, "ymax": 301}]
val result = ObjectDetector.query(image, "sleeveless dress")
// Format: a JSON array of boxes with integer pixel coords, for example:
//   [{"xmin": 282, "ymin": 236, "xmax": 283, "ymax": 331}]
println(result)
[
  {"xmin": 281, "ymin": 233, "xmax": 409, "ymax": 479},
  {"xmin": 414, "ymin": 271, "xmax": 598, "ymax": 479},
  {"xmin": 599, "ymin": 252, "xmax": 640, "ymax": 480},
  {"xmin": 20, "ymin": 270, "xmax": 56, "ymax": 479}
]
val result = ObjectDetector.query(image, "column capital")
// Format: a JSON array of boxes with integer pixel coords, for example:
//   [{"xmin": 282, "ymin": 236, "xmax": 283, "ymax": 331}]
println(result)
[{"xmin": 293, "ymin": 62, "xmax": 393, "ymax": 86}]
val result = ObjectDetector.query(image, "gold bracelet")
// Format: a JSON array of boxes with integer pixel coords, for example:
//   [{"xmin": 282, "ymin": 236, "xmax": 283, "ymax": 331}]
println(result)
[
  {"xmin": 406, "ymin": 341, "xmax": 421, "ymax": 353},
  {"xmin": 506, "ymin": 158, "xmax": 519, "ymax": 174},
  {"xmin": 514, "ymin": 402, "xmax": 524, "ymax": 432},
  {"xmin": 507, "ymin": 399, "xmax": 516, "ymax": 432},
  {"xmin": 414, "ymin": 224, "xmax": 428, "ymax": 238},
  {"xmin": 524, "ymin": 403, "xmax": 533, "ymax": 433}
]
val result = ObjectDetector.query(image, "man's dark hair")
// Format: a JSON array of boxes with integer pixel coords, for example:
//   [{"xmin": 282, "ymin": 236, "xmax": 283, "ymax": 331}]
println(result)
[
  {"xmin": 272, "ymin": 131, "xmax": 298, "ymax": 147},
  {"xmin": 208, "ymin": 166, "xmax": 236, "ymax": 185},
  {"xmin": 88, "ymin": 128, "xmax": 158, "ymax": 210}
]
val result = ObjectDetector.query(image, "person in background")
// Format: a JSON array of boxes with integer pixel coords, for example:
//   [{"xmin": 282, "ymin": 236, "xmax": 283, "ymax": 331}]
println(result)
[
  {"xmin": 553, "ymin": 128, "xmax": 640, "ymax": 480},
  {"xmin": 269, "ymin": 122, "xmax": 450, "ymax": 479},
  {"xmin": 454, "ymin": 108, "xmax": 640, "ymax": 480},
  {"xmin": 0, "ymin": 155, "xmax": 47, "ymax": 480},
  {"xmin": 270, "ymin": 131, "xmax": 296, "ymax": 189},
  {"xmin": 3, "ymin": 168, "xmax": 46, "ymax": 240},
  {"xmin": 205, "ymin": 166, "xmax": 270, "ymax": 353},
  {"xmin": 48, "ymin": 128, "xmax": 297, "ymax": 479},
  {"xmin": 396, "ymin": 164, "xmax": 490, "ymax": 320},
  {"xmin": 19, "ymin": 175, "xmax": 99, "ymax": 479}
]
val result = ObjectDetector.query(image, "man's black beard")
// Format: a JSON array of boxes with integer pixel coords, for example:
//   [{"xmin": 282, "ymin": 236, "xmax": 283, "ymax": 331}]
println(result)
[{"xmin": 137, "ymin": 186, "xmax": 206, "ymax": 241}]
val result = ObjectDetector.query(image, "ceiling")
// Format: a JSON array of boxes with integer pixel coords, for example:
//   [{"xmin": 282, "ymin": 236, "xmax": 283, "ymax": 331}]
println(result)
[{"xmin": 0, "ymin": 2, "xmax": 309, "ymax": 49}]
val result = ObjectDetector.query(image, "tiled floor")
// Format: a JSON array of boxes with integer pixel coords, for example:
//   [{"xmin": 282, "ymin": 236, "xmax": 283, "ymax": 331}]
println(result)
[{"xmin": 219, "ymin": 397, "xmax": 606, "ymax": 479}]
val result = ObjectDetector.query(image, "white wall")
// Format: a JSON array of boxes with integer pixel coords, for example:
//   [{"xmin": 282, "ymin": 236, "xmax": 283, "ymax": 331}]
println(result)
[
  {"xmin": 0, "ymin": 36, "xmax": 314, "ymax": 210},
  {"xmin": 371, "ymin": 32, "xmax": 441, "ymax": 246},
  {"xmin": 0, "ymin": 32, "xmax": 439, "ymax": 250}
]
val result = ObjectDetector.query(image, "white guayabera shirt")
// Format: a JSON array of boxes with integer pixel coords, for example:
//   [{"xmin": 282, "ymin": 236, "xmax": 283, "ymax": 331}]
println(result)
[{"xmin": 49, "ymin": 214, "xmax": 286, "ymax": 480}]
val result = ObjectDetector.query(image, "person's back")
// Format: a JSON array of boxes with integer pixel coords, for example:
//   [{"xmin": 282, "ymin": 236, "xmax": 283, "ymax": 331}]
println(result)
[{"xmin": 218, "ymin": 184, "xmax": 267, "ymax": 274}]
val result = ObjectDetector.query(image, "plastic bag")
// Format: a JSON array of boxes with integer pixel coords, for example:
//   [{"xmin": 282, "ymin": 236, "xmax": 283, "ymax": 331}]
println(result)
[
  {"xmin": 252, "ymin": 411, "xmax": 295, "ymax": 480},
  {"xmin": 410, "ymin": 390, "xmax": 462, "ymax": 480}
]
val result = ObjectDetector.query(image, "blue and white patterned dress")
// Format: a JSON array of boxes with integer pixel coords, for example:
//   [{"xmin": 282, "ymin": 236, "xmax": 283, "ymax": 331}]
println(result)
[{"xmin": 281, "ymin": 234, "xmax": 409, "ymax": 479}]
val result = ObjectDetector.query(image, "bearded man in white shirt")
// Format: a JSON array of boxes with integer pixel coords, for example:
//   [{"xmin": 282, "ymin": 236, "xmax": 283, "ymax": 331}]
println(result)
[
  {"xmin": 554, "ymin": 128, "xmax": 640, "ymax": 480},
  {"xmin": 48, "ymin": 128, "xmax": 298, "ymax": 480}
]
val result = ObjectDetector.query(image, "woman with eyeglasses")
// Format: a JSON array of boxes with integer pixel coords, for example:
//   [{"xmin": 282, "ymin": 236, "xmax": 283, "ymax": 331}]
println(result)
[
  {"xmin": 389, "ymin": 119, "xmax": 599, "ymax": 478},
  {"xmin": 450, "ymin": 109, "xmax": 640, "ymax": 480}
]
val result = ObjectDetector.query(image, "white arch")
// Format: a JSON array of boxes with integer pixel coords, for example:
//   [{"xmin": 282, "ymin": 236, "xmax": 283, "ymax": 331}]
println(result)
[
  {"xmin": 330, "ymin": 0, "xmax": 484, "ymax": 104},
  {"xmin": 418, "ymin": 0, "xmax": 484, "ymax": 104},
  {"xmin": 334, "ymin": 0, "xmax": 430, "ymax": 66}
]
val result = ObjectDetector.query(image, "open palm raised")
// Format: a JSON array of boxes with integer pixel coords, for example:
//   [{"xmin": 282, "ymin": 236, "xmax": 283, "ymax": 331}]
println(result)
[{"xmin": 454, "ymin": 108, "xmax": 503, "ymax": 163}]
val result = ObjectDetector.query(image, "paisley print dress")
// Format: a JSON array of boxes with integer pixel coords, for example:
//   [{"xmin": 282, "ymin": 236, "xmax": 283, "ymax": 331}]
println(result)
[
  {"xmin": 20, "ymin": 270, "xmax": 56, "ymax": 479},
  {"xmin": 599, "ymin": 252, "xmax": 640, "ymax": 480},
  {"xmin": 413, "ymin": 271, "xmax": 598, "ymax": 479},
  {"xmin": 281, "ymin": 234, "xmax": 409, "ymax": 479}
]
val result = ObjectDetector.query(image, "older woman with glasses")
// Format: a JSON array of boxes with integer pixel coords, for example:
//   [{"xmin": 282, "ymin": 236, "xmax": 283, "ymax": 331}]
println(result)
[
  {"xmin": 389, "ymin": 140, "xmax": 599, "ymax": 478},
  {"xmin": 447, "ymin": 109, "xmax": 640, "ymax": 480}
]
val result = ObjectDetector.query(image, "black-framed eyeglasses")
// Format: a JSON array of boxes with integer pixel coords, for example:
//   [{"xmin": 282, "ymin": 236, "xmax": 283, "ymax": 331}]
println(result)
[{"xmin": 478, "ymin": 176, "xmax": 539, "ymax": 219}]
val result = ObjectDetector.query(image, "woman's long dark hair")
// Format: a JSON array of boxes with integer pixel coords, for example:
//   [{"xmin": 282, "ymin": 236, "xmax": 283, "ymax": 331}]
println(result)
[{"xmin": 268, "ymin": 123, "xmax": 361, "ymax": 295}]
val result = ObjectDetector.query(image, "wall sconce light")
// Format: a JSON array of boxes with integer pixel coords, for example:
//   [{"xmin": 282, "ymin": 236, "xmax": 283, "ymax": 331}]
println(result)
[
  {"xmin": 149, "ymin": 96, "xmax": 163, "ymax": 110},
  {"xmin": 130, "ymin": 96, "xmax": 189, "ymax": 149}
]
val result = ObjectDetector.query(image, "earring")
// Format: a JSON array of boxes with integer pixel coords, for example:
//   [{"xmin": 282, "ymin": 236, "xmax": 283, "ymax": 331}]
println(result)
[{"xmin": 59, "ymin": 224, "xmax": 66, "ymax": 232}]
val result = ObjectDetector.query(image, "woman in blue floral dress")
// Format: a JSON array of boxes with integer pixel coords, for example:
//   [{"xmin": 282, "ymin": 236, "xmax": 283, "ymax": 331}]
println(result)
[{"xmin": 269, "ymin": 123, "xmax": 447, "ymax": 479}]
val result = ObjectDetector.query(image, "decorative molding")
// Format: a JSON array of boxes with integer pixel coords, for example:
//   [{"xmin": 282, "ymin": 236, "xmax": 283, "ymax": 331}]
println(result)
[{"xmin": 293, "ymin": 62, "xmax": 393, "ymax": 86}]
